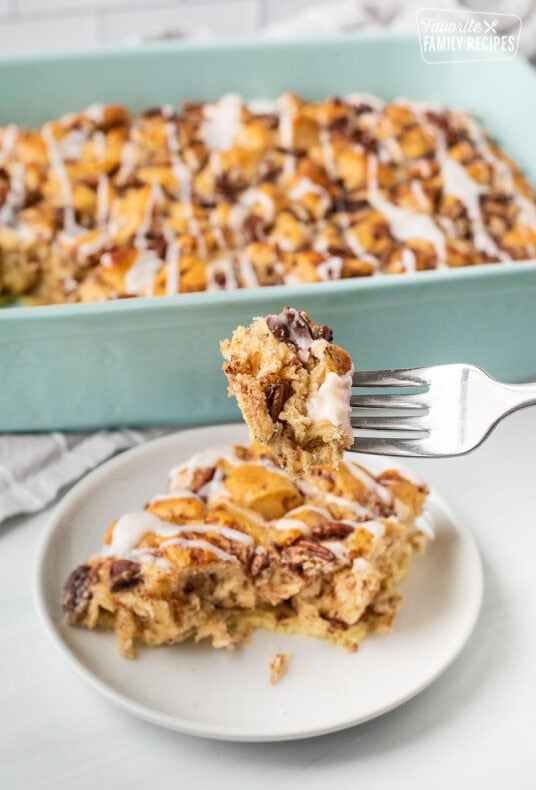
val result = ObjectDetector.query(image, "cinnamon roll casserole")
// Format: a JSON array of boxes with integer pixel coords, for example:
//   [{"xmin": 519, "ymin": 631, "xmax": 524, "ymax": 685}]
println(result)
[
  {"xmin": 1, "ymin": 93, "xmax": 535, "ymax": 305},
  {"xmin": 221, "ymin": 307, "xmax": 354, "ymax": 476},
  {"xmin": 62, "ymin": 443, "xmax": 429, "ymax": 657}
]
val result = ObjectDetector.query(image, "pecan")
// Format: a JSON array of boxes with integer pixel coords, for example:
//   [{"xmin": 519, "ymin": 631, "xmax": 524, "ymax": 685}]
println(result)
[
  {"xmin": 326, "ymin": 617, "xmax": 349, "ymax": 631},
  {"xmin": 62, "ymin": 564, "xmax": 92, "ymax": 620},
  {"xmin": 191, "ymin": 466, "xmax": 216, "ymax": 493},
  {"xmin": 312, "ymin": 521, "xmax": 354, "ymax": 540},
  {"xmin": 109, "ymin": 559, "xmax": 142, "ymax": 592},
  {"xmin": 250, "ymin": 551, "xmax": 269, "ymax": 577},
  {"xmin": 265, "ymin": 379, "xmax": 292, "ymax": 421},
  {"xmin": 282, "ymin": 540, "xmax": 337, "ymax": 569}
]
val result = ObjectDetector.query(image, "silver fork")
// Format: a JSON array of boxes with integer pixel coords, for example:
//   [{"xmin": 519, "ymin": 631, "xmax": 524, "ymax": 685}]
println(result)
[{"xmin": 350, "ymin": 364, "xmax": 536, "ymax": 457}]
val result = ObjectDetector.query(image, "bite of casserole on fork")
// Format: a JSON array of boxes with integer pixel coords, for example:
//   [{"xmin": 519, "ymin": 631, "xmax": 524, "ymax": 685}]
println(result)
[{"xmin": 221, "ymin": 307, "xmax": 354, "ymax": 476}]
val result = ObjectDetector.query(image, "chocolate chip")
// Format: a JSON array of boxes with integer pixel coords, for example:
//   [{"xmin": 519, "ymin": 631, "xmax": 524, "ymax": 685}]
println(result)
[
  {"xmin": 266, "ymin": 306, "xmax": 314, "ymax": 348},
  {"xmin": 62, "ymin": 564, "xmax": 92, "ymax": 619},
  {"xmin": 265, "ymin": 379, "xmax": 292, "ymax": 421},
  {"xmin": 109, "ymin": 559, "xmax": 142, "ymax": 592}
]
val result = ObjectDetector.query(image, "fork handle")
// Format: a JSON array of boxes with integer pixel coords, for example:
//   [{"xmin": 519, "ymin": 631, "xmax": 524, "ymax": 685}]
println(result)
[{"xmin": 500, "ymin": 381, "xmax": 536, "ymax": 414}]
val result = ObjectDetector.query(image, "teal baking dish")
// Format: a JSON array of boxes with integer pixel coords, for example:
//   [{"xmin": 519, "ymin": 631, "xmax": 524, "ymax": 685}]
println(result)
[{"xmin": 1, "ymin": 34, "xmax": 536, "ymax": 432}]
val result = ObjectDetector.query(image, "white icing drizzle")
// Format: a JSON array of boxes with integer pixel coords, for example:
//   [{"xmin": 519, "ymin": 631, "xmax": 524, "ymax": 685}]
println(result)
[
  {"xmin": 368, "ymin": 155, "xmax": 447, "ymax": 268},
  {"xmin": 399, "ymin": 99, "xmax": 509, "ymax": 262},
  {"xmin": 125, "ymin": 249, "xmax": 162, "ymax": 295},
  {"xmin": 344, "ymin": 462, "xmax": 393, "ymax": 505},
  {"xmin": 60, "ymin": 129, "xmax": 88, "ymax": 162},
  {"xmin": 117, "ymin": 140, "xmax": 137, "ymax": 184},
  {"xmin": 352, "ymin": 557, "xmax": 372, "ymax": 572},
  {"xmin": 289, "ymin": 177, "xmax": 330, "ymax": 212},
  {"xmin": 85, "ymin": 103, "xmax": 105, "ymax": 124},
  {"xmin": 134, "ymin": 182, "xmax": 164, "ymax": 251},
  {"xmin": 168, "ymin": 445, "xmax": 243, "ymax": 490},
  {"xmin": 206, "ymin": 257, "xmax": 238, "ymax": 291},
  {"xmin": 96, "ymin": 175, "xmax": 109, "ymax": 228},
  {"xmin": 77, "ymin": 232, "xmax": 109, "ymax": 261},
  {"xmin": 150, "ymin": 490, "xmax": 201, "ymax": 503},
  {"xmin": 296, "ymin": 480, "xmax": 374, "ymax": 521},
  {"xmin": 410, "ymin": 180, "xmax": 428, "ymax": 210},
  {"xmin": 41, "ymin": 123, "xmax": 79, "ymax": 235},
  {"xmin": 276, "ymin": 94, "xmax": 296, "ymax": 150},
  {"xmin": 414, "ymin": 511, "xmax": 435, "ymax": 538},
  {"xmin": 319, "ymin": 127, "xmax": 336, "ymax": 178},
  {"xmin": 315, "ymin": 256, "xmax": 343, "ymax": 281},
  {"xmin": 200, "ymin": 93, "xmax": 243, "ymax": 151},
  {"xmin": 437, "ymin": 146, "xmax": 509, "ymax": 261},
  {"xmin": 321, "ymin": 540, "xmax": 350, "ymax": 562},
  {"xmin": 306, "ymin": 368, "xmax": 353, "ymax": 428},
  {"xmin": 237, "ymin": 253, "xmax": 259, "ymax": 288},
  {"xmin": 164, "ymin": 225, "xmax": 180, "ymax": 295},
  {"xmin": 342, "ymin": 221, "xmax": 378, "ymax": 266},
  {"xmin": 270, "ymin": 518, "xmax": 311, "ymax": 535},
  {"xmin": 401, "ymin": 248, "xmax": 417, "ymax": 272},
  {"xmin": 0, "ymin": 124, "xmax": 18, "ymax": 167},
  {"xmin": 240, "ymin": 187, "xmax": 275, "ymax": 222},
  {"xmin": 160, "ymin": 523, "xmax": 253, "ymax": 545}
]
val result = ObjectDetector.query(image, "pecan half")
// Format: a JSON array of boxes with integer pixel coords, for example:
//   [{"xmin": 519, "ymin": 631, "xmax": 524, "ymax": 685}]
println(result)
[
  {"xmin": 312, "ymin": 522, "xmax": 354, "ymax": 540},
  {"xmin": 109, "ymin": 559, "xmax": 142, "ymax": 593},
  {"xmin": 265, "ymin": 379, "xmax": 292, "ymax": 421},
  {"xmin": 282, "ymin": 540, "xmax": 337, "ymax": 570},
  {"xmin": 250, "ymin": 551, "xmax": 269, "ymax": 577},
  {"xmin": 62, "ymin": 564, "xmax": 92, "ymax": 620}
]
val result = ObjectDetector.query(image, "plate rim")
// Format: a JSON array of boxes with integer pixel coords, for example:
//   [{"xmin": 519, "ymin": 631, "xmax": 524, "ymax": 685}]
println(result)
[{"xmin": 33, "ymin": 424, "xmax": 484, "ymax": 742}]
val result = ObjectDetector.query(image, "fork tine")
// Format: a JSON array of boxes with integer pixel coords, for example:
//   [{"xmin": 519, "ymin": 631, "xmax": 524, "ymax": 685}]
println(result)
[
  {"xmin": 350, "ymin": 394, "xmax": 428, "ymax": 410},
  {"xmin": 350, "ymin": 437, "xmax": 430, "ymax": 457},
  {"xmin": 351, "ymin": 415, "xmax": 429, "ymax": 432},
  {"xmin": 352, "ymin": 368, "xmax": 430, "ymax": 387}
]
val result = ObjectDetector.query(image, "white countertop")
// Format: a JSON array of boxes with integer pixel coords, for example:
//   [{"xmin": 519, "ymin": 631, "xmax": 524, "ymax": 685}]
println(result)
[{"xmin": 2, "ymin": 409, "xmax": 535, "ymax": 790}]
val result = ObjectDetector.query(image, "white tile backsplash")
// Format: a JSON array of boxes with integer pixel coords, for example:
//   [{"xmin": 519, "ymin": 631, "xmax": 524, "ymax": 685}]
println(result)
[
  {"xmin": 0, "ymin": 13, "xmax": 99, "ymax": 53},
  {"xmin": 264, "ymin": 0, "xmax": 325, "ymax": 26},
  {"xmin": 101, "ymin": 0, "xmax": 260, "ymax": 43}
]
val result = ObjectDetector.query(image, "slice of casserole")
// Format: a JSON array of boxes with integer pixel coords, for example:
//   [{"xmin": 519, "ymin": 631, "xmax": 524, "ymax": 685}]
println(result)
[
  {"xmin": 62, "ymin": 443, "xmax": 429, "ymax": 658},
  {"xmin": 221, "ymin": 307, "xmax": 354, "ymax": 476}
]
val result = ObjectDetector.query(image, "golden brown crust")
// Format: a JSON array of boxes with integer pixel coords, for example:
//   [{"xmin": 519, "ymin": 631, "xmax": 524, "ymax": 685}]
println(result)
[{"xmin": 1, "ymin": 94, "xmax": 535, "ymax": 305}]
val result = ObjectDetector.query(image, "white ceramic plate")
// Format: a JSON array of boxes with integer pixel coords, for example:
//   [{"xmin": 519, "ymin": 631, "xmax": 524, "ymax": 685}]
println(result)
[{"xmin": 34, "ymin": 423, "xmax": 483, "ymax": 742}]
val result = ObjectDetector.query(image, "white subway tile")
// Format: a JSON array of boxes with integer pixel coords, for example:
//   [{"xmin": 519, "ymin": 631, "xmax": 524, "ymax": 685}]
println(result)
[
  {"xmin": 18, "ymin": 0, "xmax": 159, "ymax": 14},
  {"xmin": 264, "ymin": 0, "xmax": 326, "ymax": 26},
  {"xmin": 0, "ymin": 13, "xmax": 99, "ymax": 53},
  {"xmin": 101, "ymin": 0, "xmax": 261, "ymax": 43}
]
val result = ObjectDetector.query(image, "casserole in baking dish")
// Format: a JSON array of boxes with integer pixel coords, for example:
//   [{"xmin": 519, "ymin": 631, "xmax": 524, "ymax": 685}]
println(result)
[{"xmin": 0, "ymin": 34, "xmax": 535, "ymax": 430}]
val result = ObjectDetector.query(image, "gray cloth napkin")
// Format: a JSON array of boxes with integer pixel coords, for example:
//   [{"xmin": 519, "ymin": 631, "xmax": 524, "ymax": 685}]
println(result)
[{"xmin": 0, "ymin": 430, "xmax": 168, "ymax": 523}]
